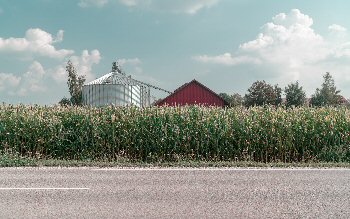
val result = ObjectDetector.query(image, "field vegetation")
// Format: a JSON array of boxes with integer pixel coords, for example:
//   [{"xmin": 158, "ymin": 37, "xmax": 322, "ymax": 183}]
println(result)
[{"xmin": 1, "ymin": 105, "xmax": 350, "ymax": 163}]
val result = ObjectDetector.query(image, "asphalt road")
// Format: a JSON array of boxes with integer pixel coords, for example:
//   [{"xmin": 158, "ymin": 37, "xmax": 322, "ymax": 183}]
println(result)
[{"xmin": 0, "ymin": 167, "xmax": 349, "ymax": 219}]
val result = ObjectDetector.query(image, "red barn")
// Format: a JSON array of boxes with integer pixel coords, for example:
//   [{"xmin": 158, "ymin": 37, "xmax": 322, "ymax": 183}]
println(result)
[{"xmin": 156, "ymin": 79, "xmax": 228, "ymax": 107}]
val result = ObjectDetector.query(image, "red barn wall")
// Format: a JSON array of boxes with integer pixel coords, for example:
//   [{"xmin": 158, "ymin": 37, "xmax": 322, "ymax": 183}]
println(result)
[{"xmin": 158, "ymin": 82, "xmax": 225, "ymax": 106}]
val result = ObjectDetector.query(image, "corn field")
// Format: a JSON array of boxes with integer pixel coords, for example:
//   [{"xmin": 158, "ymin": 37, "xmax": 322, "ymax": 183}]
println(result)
[{"xmin": 0, "ymin": 105, "xmax": 350, "ymax": 162}]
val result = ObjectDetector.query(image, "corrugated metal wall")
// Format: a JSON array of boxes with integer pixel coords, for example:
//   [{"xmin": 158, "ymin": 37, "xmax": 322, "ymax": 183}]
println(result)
[
  {"xmin": 158, "ymin": 82, "xmax": 225, "ymax": 106},
  {"xmin": 82, "ymin": 84, "xmax": 142, "ymax": 107}
]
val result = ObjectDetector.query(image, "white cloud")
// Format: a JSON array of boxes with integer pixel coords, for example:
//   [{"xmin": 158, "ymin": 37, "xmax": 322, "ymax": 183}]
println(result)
[
  {"xmin": 0, "ymin": 61, "xmax": 47, "ymax": 96},
  {"xmin": 67, "ymin": 50, "xmax": 102, "ymax": 82},
  {"xmin": 0, "ymin": 28, "xmax": 73, "ymax": 59},
  {"xmin": 83, "ymin": 0, "xmax": 220, "ymax": 14},
  {"xmin": 50, "ymin": 65, "xmax": 67, "ymax": 83},
  {"xmin": 111, "ymin": 57, "xmax": 158, "ymax": 85},
  {"xmin": 194, "ymin": 9, "xmax": 350, "ymax": 96},
  {"xmin": 17, "ymin": 61, "xmax": 47, "ymax": 96},
  {"xmin": 333, "ymin": 42, "xmax": 350, "ymax": 58},
  {"xmin": 197, "ymin": 9, "xmax": 327, "ymax": 67},
  {"xmin": 54, "ymin": 30, "xmax": 64, "ymax": 43},
  {"xmin": 240, "ymin": 33, "xmax": 274, "ymax": 51},
  {"xmin": 117, "ymin": 58, "xmax": 141, "ymax": 66},
  {"xmin": 329, "ymin": 24, "xmax": 347, "ymax": 33},
  {"xmin": 328, "ymin": 24, "xmax": 348, "ymax": 40},
  {"xmin": 139, "ymin": 0, "xmax": 220, "ymax": 14},
  {"xmin": 78, "ymin": 0, "xmax": 109, "ymax": 8},
  {"xmin": 10, "ymin": 49, "xmax": 102, "ymax": 85},
  {"xmin": 119, "ymin": 0, "xmax": 137, "ymax": 7},
  {"xmin": 238, "ymin": 10, "xmax": 328, "ymax": 67},
  {"xmin": 194, "ymin": 53, "xmax": 261, "ymax": 65},
  {"xmin": 0, "ymin": 26, "xmax": 101, "ymax": 103},
  {"xmin": 272, "ymin": 9, "xmax": 313, "ymax": 28},
  {"xmin": 1, "ymin": 49, "xmax": 101, "ymax": 98},
  {"xmin": 115, "ymin": 57, "xmax": 144, "ymax": 77},
  {"xmin": 0, "ymin": 73, "xmax": 21, "ymax": 91},
  {"xmin": 184, "ymin": 0, "xmax": 219, "ymax": 14}
]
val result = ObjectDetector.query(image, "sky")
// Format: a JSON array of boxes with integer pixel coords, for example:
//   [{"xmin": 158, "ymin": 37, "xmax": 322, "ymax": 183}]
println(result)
[{"xmin": 1, "ymin": 0, "xmax": 350, "ymax": 104}]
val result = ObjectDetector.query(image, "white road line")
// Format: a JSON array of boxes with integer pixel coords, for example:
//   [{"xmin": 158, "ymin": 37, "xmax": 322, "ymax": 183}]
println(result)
[
  {"xmin": 92, "ymin": 168, "xmax": 350, "ymax": 171},
  {"xmin": 0, "ymin": 188, "xmax": 90, "ymax": 190}
]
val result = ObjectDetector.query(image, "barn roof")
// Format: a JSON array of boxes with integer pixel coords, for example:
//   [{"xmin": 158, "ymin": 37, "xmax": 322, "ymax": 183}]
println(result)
[{"xmin": 156, "ymin": 79, "xmax": 229, "ymax": 106}]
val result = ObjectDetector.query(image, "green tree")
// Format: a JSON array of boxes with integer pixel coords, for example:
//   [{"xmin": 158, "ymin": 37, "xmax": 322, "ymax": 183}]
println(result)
[
  {"xmin": 219, "ymin": 93, "xmax": 232, "ymax": 105},
  {"xmin": 310, "ymin": 72, "xmax": 341, "ymax": 106},
  {"xmin": 112, "ymin": 61, "xmax": 125, "ymax": 75},
  {"xmin": 112, "ymin": 61, "xmax": 118, "ymax": 72},
  {"xmin": 274, "ymin": 85, "xmax": 282, "ymax": 106},
  {"xmin": 231, "ymin": 93, "xmax": 244, "ymax": 107},
  {"xmin": 66, "ymin": 60, "xmax": 86, "ymax": 106},
  {"xmin": 58, "ymin": 97, "xmax": 71, "ymax": 106},
  {"xmin": 244, "ymin": 80, "xmax": 280, "ymax": 107},
  {"xmin": 284, "ymin": 81, "xmax": 306, "ymax": 107},
  {"xmin": 219, "ymin": 93, "xmax": 244, "ymax": 107}
]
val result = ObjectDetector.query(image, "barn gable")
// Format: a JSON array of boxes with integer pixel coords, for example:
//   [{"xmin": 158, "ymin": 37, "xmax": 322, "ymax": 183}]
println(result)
[{"xmin": 156, "ymin": 79, "xmax": 228, "ymax": 107}]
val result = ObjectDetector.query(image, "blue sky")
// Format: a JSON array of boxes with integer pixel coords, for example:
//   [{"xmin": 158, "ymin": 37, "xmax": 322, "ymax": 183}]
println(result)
[{"xmin": 1, "ymin": 0, "xmax": 350, "ymax": 104}]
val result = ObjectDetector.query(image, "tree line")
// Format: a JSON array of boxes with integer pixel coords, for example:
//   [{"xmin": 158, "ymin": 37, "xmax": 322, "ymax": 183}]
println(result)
[
  {"xmin": 219, "ymin": 72, "xmax": 348, "ymax": 108},
  {"xmin": 60, "ymin": 60, "xmax": 347, "ymax": 108}
]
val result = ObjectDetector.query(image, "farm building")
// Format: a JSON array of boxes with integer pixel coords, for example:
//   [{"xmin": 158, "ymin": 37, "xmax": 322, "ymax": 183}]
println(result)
[
  {"xmin": 156, "ymin": 79, "xmax": 228, "ymax": 107},
  {"xmin": 82, "ymin": 64, "xmax": 170, "ymax": 107}
]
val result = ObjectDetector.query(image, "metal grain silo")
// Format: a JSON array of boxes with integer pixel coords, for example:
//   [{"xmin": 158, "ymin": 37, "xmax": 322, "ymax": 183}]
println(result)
[
  {"xmin": 83, "ymin": 63, "xmax": 172, "ymax": 107},
  {"xmin": 83, "ymin": 67, "xmax": 150, "ymax": 107}
]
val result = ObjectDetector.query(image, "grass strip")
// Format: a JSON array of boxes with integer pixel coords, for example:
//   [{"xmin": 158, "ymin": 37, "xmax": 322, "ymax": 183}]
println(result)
[{"xmin": 1, "ymin": 153, "xmax": 349, "ymax": 168}]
